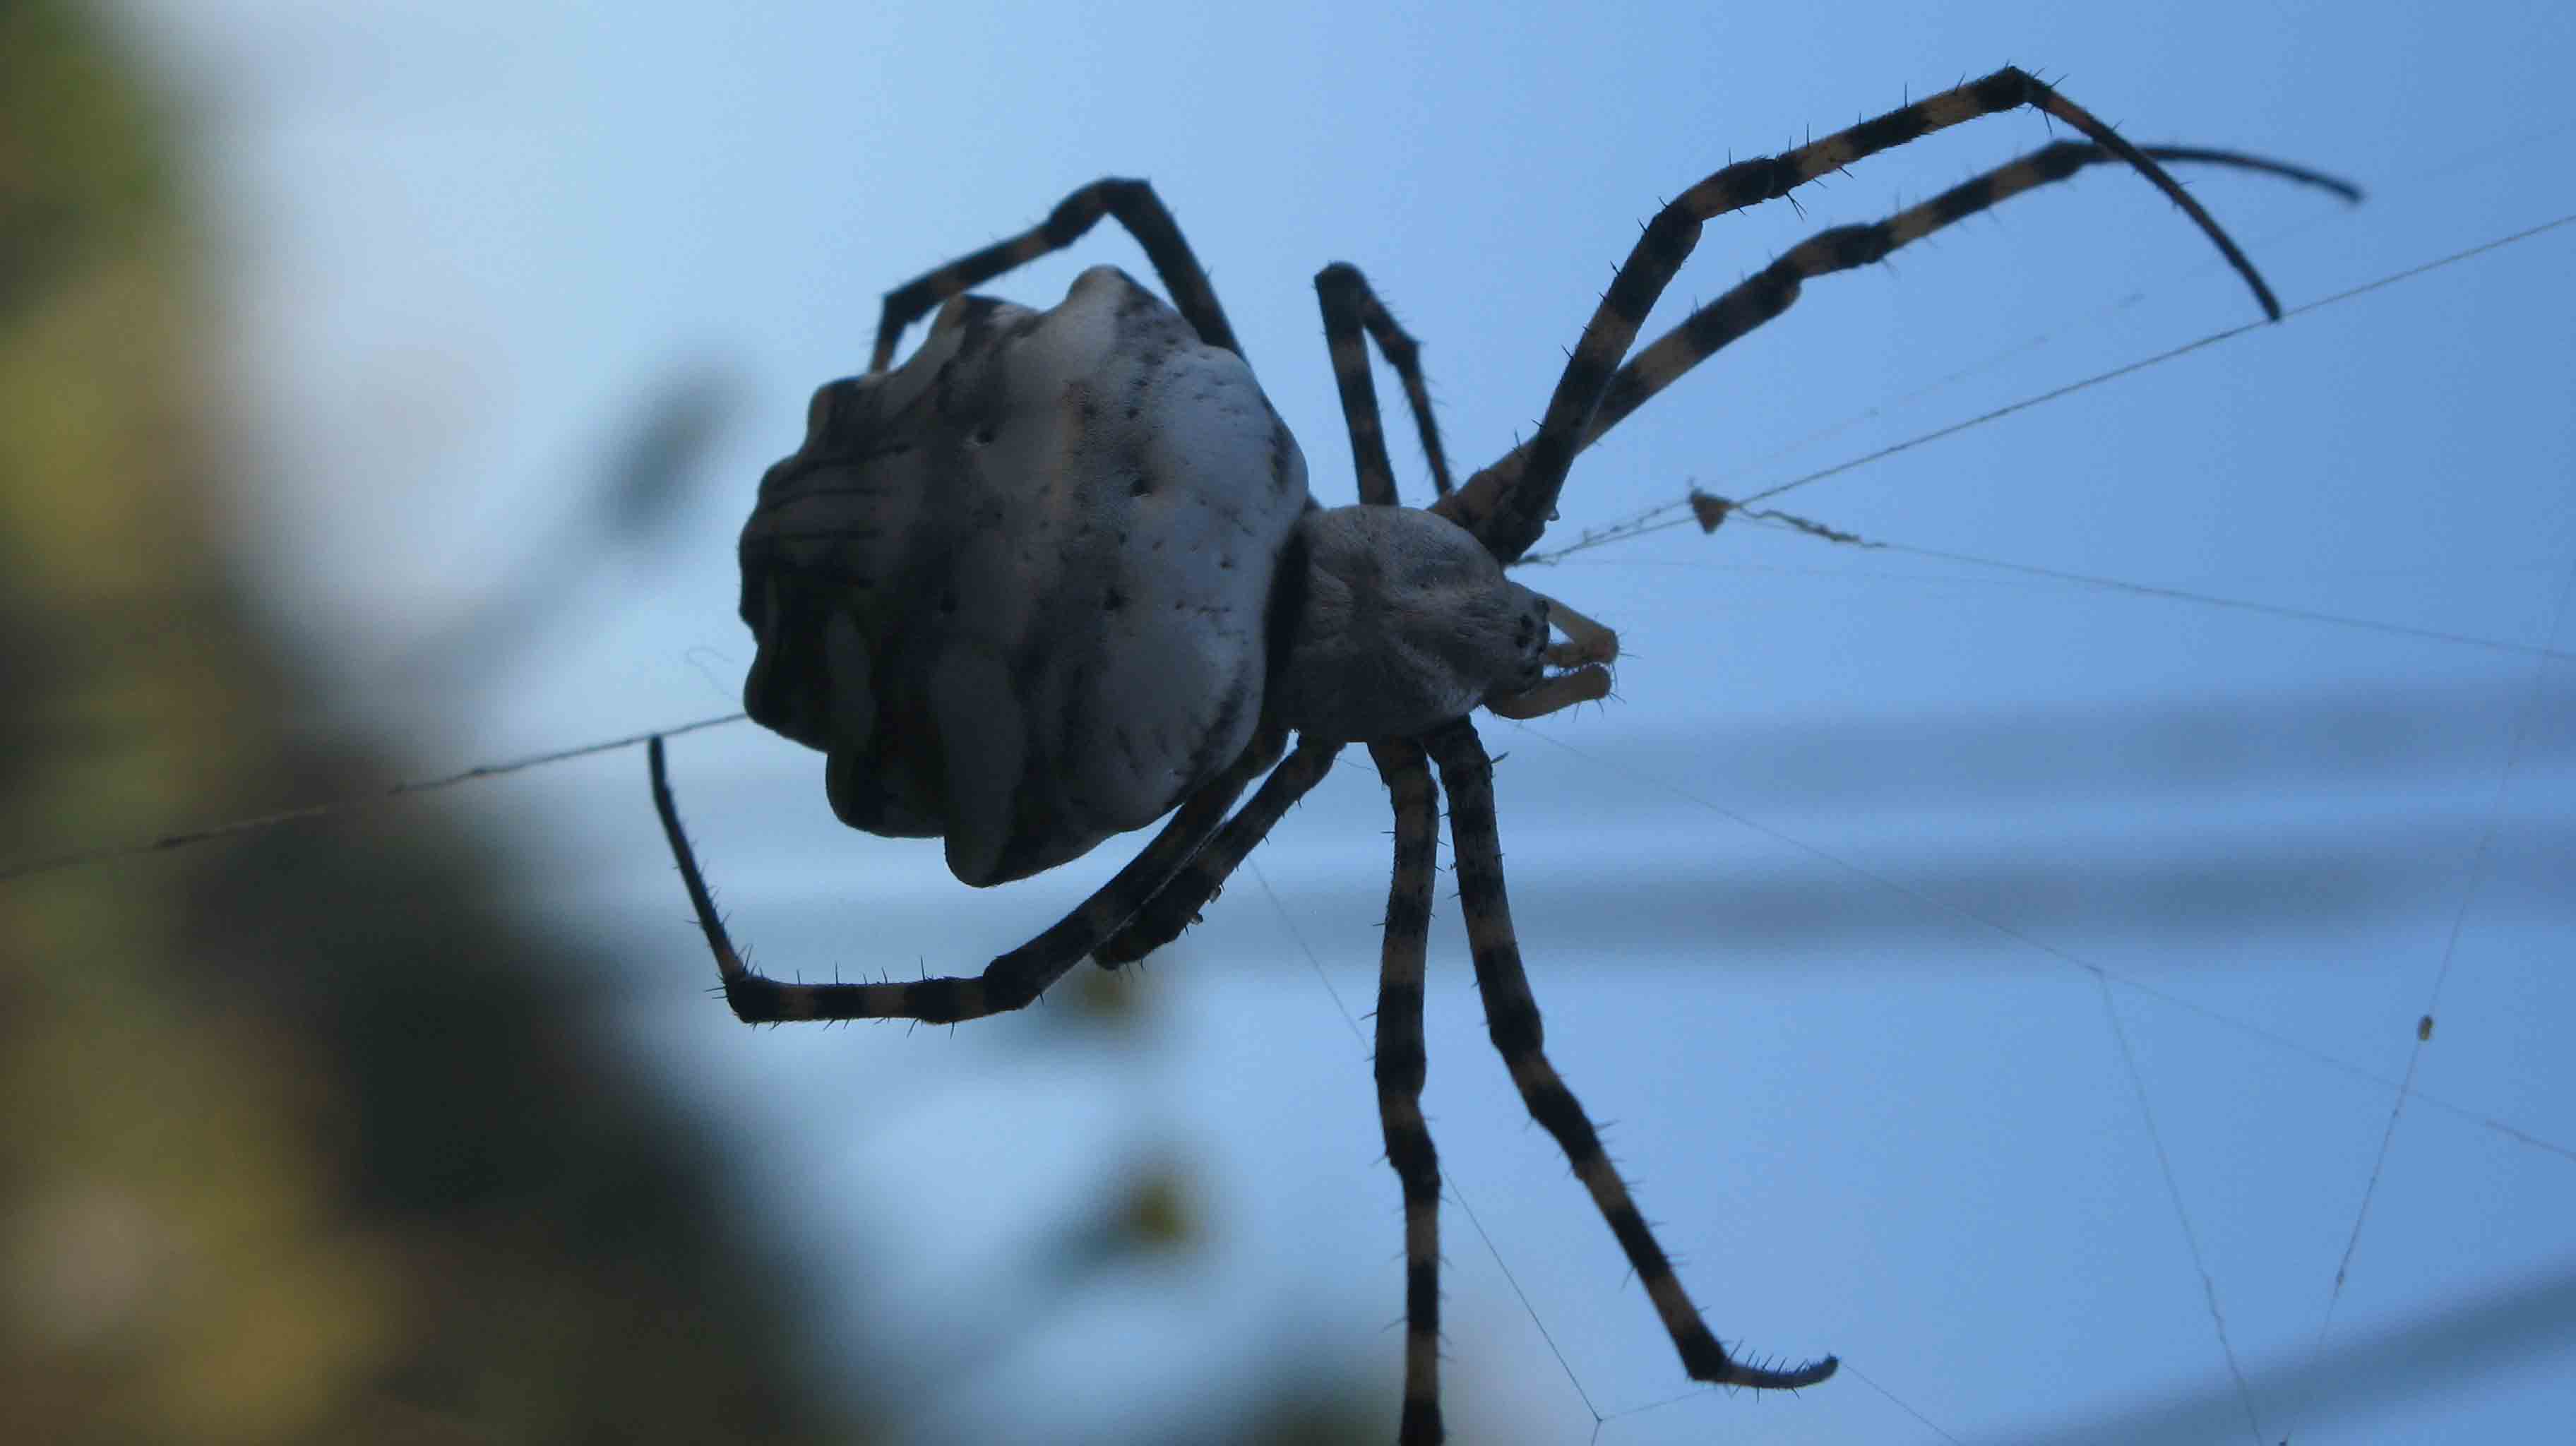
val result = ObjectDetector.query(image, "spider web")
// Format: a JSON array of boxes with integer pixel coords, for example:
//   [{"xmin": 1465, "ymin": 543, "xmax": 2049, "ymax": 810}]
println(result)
[
  {"xmin": 18, "ymin": 209, "xmax": 2575, "ymax": 1444},
  {"xmin": 20, "ymin": 24, "xmax": 2576, "ymax": 1438}
]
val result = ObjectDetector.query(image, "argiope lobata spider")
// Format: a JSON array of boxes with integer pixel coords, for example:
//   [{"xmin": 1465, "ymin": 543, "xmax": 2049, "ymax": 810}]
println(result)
[{"xmin": 648, "ymin": 66, "xmax": 2349, "ymax": 1445}]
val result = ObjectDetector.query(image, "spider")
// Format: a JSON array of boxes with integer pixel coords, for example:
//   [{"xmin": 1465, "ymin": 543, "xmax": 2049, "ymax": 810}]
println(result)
[{"xmin": 648, "ymin": 67, "xmax": 2344, "ymax": 1445}]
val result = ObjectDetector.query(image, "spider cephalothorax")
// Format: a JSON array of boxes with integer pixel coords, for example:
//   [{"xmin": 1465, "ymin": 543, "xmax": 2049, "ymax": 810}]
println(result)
[
  {"xmin": 1270, "ymin": 503, "xmax": 1612, "ymax": 741},
  {"xmin": 650, "ymin": 66, "xmax": 2349, "ymax": 1446}
]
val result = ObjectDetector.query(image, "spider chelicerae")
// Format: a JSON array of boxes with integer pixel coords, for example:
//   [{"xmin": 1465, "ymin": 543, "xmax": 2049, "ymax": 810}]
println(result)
[{"xmin": 648, "ymin": 66, "xmax": 2347, "ymax": 1445}]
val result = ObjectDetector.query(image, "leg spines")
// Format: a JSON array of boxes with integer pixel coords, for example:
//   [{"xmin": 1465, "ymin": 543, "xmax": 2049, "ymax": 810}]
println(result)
[
  {"xmin": 708, "ymin": 970, "xmax": 994, "ymax": 1026},
  {"xmin": 1315, "ymin": 262, "xmax": 1457, "ymax": 504},
  {"xmin": 2019, "ymin": 82, "xmax": 2282, "ymax": 319},
  {"xmin": 1844, "ymin": 100, "xmax": 1938, "ymax": 159},
  {"xmin": 1368, "ymin": 739, "xmax": 1445, "ymax": 1446},
  {"xmin": 1465, "ymin": 138, "xmax": 2354, "ymax": 501},
  {"xmin": 1381, "ymin": 890, "xmax": 1435, "ymax": 947},
  {"xmin": 1104, "ymin": 178, "xmax": 1240, "ymax": 356},
  {"xmin": 647, "ymin": 722, "xmax": 1285, "ymax": 1025},
  {"xmin": 1601, "ymin": 208, "xmax": 1701, "ymax": 328},
  {"xmin": 1422, "ymin": 718, "xmax": 1837, "ymax": 1395},
  {"xmin": 870, "ymin": 177, "xmax": 1242, "ymax": 374},
  {"xmin": 1368, "ymin": 302, "xmax": 1456, "ymax": 498},
  {"xmin": 1317, "ymin": 264, "xmax": 1401, "ymax": 507},
  {"xmin": 1093, "ymin": 736, "xmax": 1342, "ymax": 965},
  {"xmin": 1438, "ymin": 66, "xmax": 2301, "ymax": 562}
]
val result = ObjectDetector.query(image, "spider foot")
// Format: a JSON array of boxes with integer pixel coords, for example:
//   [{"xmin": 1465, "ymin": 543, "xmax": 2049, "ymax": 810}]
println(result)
[{"xmin": 1681, "ymin": 1326, "xmax": 1839, "ymax": 1391}]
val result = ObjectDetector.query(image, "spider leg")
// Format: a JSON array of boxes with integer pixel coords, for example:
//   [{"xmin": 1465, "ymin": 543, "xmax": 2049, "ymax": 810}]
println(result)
[
  {"xmin": 1367, "ymin": 739, "xmax": 1447, "ymax": 1445},
  {"xmin": 870, "ymin": 177, "xmax": 1241, "ymax": 371},
  {"xmin": 646, "ymin": 723, "xmax": 1284, "ymax": 1024},
  {"xmin": 1091, "ymin": 736, "xmax": 1343, "ymax": 967},
  {"xmin": 1316, "ymin": 263, "xmax": 1456, "ymax": 505},
  {"xmin": 1472, "ymin": 141, "xmax": 2363, "ymax": 491},
  {"xmin": 1421, "ymin": 717, "xmax": 1837, "ymax": 1392},
  {"xmin": 1436, "ymin": 67, "xmax": 2292, "ymax": 563}
]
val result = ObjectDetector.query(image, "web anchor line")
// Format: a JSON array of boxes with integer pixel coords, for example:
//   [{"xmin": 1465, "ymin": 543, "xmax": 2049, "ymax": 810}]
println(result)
[
  {"xmin": 1520, "ymin": 210, "xmax": 2576, "ymax": 568},
  {"xmin": 0, "ymin": 711, "xmax": 746, "ymax": 885}
]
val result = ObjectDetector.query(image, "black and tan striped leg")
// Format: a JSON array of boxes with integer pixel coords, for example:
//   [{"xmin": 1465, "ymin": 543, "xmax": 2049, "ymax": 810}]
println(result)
[
  {"xmin": 1316, "ymin": 263, "xmax": 1456, "ymax": 506},
  {"xmin": 1437, "ymin": 66, "xmax": 2289, "ymax": 563},
  {"xmin": 1368, "ymin": 739, "xmax": 1445, "ymax": 1445},
  {"xmin": 1421, "ymin": 718, "xmax": 1837, "ymax": 1392},
  {"xmin": 871, "ymin": 177, "xmax": 1241, "ymax": 371},
  {"xmin": 647, "ymin": 722, "xmax": 1284, "ymax": 1024},
  {"xmin": 1091, "ymin": 736, "xmax": 1344, "ymax": 967},
  {"xmin": 1470, "ymin": 142, "xmax": 2361, "ymax": 484}
]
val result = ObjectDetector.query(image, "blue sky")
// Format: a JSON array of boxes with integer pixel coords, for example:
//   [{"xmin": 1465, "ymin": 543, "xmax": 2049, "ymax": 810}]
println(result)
[{"xmin": 135, "ymin": 1, "xmax": 2573, "ymax": 1440}]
